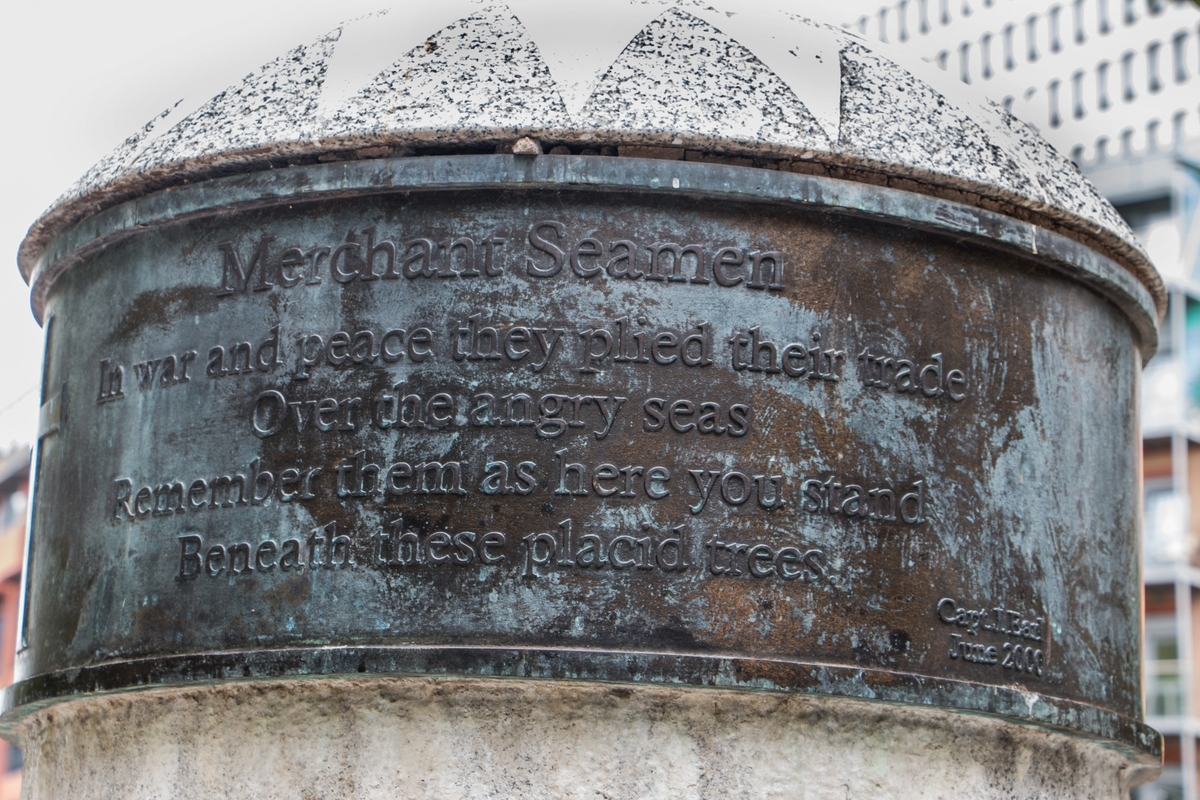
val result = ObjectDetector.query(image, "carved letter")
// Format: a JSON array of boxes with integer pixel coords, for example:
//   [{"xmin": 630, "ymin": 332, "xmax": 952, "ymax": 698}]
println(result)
[
  {"xmin": 526, "ymin": 221, "xmax": 566, "ymax": 277},
  {"xmin": 217, "ymin": 237, "xmax": 276, "ymax": 295}
]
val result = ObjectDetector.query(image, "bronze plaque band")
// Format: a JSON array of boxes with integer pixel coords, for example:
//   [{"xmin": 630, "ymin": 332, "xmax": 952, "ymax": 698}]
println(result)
[{"xmin": 7, "ymin": 156, "xmax": 1158, "ymax": 759}]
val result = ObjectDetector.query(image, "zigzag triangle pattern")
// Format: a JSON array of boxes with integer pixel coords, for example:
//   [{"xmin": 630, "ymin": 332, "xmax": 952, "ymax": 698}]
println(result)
[{"xmin": 28, "ymin": 0, "xmax": 1148, "ymax": 297}]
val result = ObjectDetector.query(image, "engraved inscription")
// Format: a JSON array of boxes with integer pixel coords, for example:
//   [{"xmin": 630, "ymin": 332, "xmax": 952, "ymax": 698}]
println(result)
[
  {"xmin": 112, "ymin": 455, "xmax": 941, "ymax": 525},
  {"xmin": 800, "ymin": 477, "xmax": 927, "ymax": 524},
  {"xmin": 215, "ymin": 222, "xmax": 785, "ymax": 296},
  {"xmin": 705, "ymin": 536, "xmax": 827, "ymax": 581},
  {"xmin": 642, "ymin": 398, "xmax": 750, "ymax": 437},
  {"xmin": 173, "ymin": 518, "xmax": 830, "ymax": 586},
  {"xmin": 451, "ymin": 315, "xmax": 564, "ymax": 371},
  {"xmin": 730, "ymin": 329, "xmax": 844, "ymax": 380},
  {"xmin": 96, "ymin": 358, "xmax": 125, "ymax": 403},
  {"xmin": 856, "ymin": 349, "xmax": 968, "ymax": 400},
  {"xmin": 99, "ymin": 215, "xmax": 1000, "ymax": 689},
  {"xmin": 293, "ymin": 326, "xmax": 434, "ymax": 378},
  {"xmin": 936, "ymin": 597, "xmax": 1048, "ymax": 677},
  {"xmin": 521, "ymin": 519, "xmax": 691, "ymax": 577},
  {"xmin": 113, "ymin": 460, "xmax": 321, "ymax": 520},
  {"xmin": 131, "ymin": 350, "xmax": 197, "ymax": 390},
  {"xmin": 206, "ymin": 327, "xmax": 283, "ymax": 378}
]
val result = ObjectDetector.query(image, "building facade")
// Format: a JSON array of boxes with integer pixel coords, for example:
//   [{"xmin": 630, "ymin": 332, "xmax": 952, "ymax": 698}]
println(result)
[{"xmin": 0, "ymin": 450, "xmax": 28, "ymax": 800}]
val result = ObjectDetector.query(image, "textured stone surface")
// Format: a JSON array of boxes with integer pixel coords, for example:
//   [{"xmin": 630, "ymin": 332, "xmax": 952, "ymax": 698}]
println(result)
[
  {"xmin": 17, "ymin": 0, "xmax": 1160, "ymax": 313},
  {"xmin": 12, "ymin": 678, "xmax": 1150, "ymax": 800}
]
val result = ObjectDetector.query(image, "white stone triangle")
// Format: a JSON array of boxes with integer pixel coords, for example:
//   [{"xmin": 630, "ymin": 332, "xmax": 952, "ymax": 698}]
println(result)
[
  {"xmin": 125, "ymin": 100, "xmax": 192, "ymax": 168},
  {"xmin": 691, "ymin": 6, "xmax": 843, "ymax": 145},
  {"xmin": 862, "ymin": 33, "xmax": 1038, "ymax": 177},
  {"xmin": 504, "ymin": 0, "xmax": 671, "ymax": 120},
  {"xmin": 316, "ymin": 2, "xmax": 482, "ymax": 119}
]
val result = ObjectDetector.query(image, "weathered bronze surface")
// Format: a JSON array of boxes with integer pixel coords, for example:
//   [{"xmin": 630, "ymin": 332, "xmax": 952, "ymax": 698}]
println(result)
[{"xmin": 6, "ymin": 156, "xmax": 1159, "ymax": 759}]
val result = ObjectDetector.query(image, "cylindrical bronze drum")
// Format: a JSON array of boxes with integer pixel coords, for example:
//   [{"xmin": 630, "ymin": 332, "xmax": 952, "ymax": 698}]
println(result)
[{"xmin": 3, "ymin": 4, "xmax": 1163, "ymax": 797}]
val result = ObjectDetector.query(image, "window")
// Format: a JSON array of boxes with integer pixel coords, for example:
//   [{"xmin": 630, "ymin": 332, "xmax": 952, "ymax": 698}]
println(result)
[
  {"xmin": 1133, "ymin": 776, "xmax": 1185, "ymax": 800},
  {"xmin": 1116, "ymin": 195, "xmax": 1174, "ymax": 238},
  {"xmin": 917, "ymin": 0, "xmax": 931, "ymax": 34},
  {"xmin": 1097, "ymin": 0, "xmax": 1111, "ymax": 34},
  {"xmin": 940, "ymin": 0, "xmax": 951, "ymax": 25},
  {"xmin": 981, "ymin": 32, "xmax": 994, "ymax": 79},
  {"xmin": 1096, "ymin": 60, "xmax": 1112, "ymax": 109},
  {"xmin": 1145, "ymin": 619, "xmax": 1183, "ymax": 716},
  {"xmin": 1123, "ymin": 0, "xmax": 1137, "ymax": 25},
  {"xmin": 959, "ymin": 41, "xmax": 972, "ymax": 82},
  {"xmin": 897, "ymin": 0, "xmax": 911, "ymax": 42},
  {"xmin": 936, "ymin": 50, "xmax": 950, "ymax": 70},
  {"xmin": 1048, "ymin": 79, "xmax": 1063, "ymax": 127},
  {"xmin": 1027, "ymin": 15, "xmax": 1040, "ymax": 61},
  {"xmin": 1147, "ymin": 118, "xmax": 1161, "ymax": 151},
  {"xmin": 1121, "ymin": 50, "xmax": 1137, "ymax": 101},
  {"xmin": 1002, "ymin": 95, "xmax": 1015, "ymax": 113},
  {"xmin": 0, "ymin": 491, "xmax": 26, "ymax": 532},
  {"xmin": 1070, "ymin": 144, "xmax": 1084, "ymax": 163},
  {"xmin": 1172, "ymin": 31, "xmax": 1189, "ymax": 83},
  {"xmin": 878, "ymin": 7, "xmax": 890, "ymax": 42},
  {"xmin": 1148, "ymin": 41, "xmax": 1163, "ymax": 93},
  {"xmin": 1072, "ymin": 69, "xmax": 1086, "ymax": 118},
  {"xmin": 1145, "ymin": 488, "xmax": 1186, "ymax": 564},
  {"xmin": 1073, "ymin": 0, "xmax": 1087, "ymax": 43},
  {"xmin": 1048, "ymin": 5, "xmax": 1063, "ymax": 52},
  {"xmin": 1003, "ymin": 23, "xmax": 1017, "ymax": 69},
  {"xmin": 1157, "ymin": 291, "xmax": 1176, "ymax": 358},
  {"xmin": 5, "ymin": 746, "xmax": 20, "ymax": 774}
]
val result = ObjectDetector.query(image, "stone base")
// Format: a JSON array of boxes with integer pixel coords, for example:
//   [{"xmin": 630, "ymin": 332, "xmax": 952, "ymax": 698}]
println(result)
[{"xmin": 9, "ymin": 677, "xmax": 1157, "ymax": 799}]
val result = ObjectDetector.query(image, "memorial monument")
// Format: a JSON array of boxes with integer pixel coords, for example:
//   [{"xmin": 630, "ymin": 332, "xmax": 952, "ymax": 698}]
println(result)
[{"xmin": 0, "ymin": 2, "xmax": 1165, "ymax": 797}]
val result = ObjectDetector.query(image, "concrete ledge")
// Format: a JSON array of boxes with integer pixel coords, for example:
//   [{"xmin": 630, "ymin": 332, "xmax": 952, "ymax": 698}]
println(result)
[{"xmin": 10, "ymin": 676, "xmax": 1157, "ymax": 799}]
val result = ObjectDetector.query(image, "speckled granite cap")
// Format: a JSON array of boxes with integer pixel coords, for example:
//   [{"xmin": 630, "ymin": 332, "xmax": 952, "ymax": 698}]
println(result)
[{"xmin": 17, "ymin": 0, "xmax": 1163, "ymax": 315}]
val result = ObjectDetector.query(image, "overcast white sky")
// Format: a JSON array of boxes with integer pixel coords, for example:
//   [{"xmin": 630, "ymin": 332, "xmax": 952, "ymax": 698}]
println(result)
[
  {"xmin": 0, "ymin": 0, "xmax": 421, "ymax": 451},
  {"xmin": 0, "ymin": 1, "xmax": 878, "ymax": 452}
]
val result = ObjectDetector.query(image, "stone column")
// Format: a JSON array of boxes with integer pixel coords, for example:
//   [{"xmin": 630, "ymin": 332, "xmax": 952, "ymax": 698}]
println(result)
[{"xmin": 2, "ymin": 5, "xmax": 1162, "ymax": 797}]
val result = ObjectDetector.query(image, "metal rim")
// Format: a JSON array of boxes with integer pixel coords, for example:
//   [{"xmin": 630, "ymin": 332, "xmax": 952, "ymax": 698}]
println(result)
[
  {"xmin": 25, "ymin": 154, "xmax": 1159, "ymax": 359},
  {"xmin": 0, "ymin": 645, "xmax": 1162, "ymax": 762}
]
